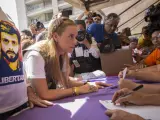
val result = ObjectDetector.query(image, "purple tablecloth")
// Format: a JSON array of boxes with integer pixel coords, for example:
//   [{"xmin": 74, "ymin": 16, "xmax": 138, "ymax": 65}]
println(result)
[{"xmin": 9, "ymin": 77, "xmax": 119, "ymax": 120}]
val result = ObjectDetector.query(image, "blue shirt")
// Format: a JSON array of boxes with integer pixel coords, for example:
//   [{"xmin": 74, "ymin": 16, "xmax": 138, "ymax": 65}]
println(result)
[{"xmin": 87, "ymin": 23, "xmax": 121, "ymax": 48}]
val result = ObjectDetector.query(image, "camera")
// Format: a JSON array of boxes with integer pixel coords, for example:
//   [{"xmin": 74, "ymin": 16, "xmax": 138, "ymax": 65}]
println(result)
[
  {"xmin": 76, "ymin": 30, "xmax": 92, "ymax": 42},
  {"xmin": 145, "ymin": 3, "xmax": 160, "ymax": 23},
  {"xmin": 144, "ymin": 3, "xmax": 160, "ymax": 35},
  {"xmin": 76, "ymin": 30, "xmax": 86, "ymax": 42},
  {"xmin": 62, "ymin": 9, "xmax": 72, "ymax": 18}
]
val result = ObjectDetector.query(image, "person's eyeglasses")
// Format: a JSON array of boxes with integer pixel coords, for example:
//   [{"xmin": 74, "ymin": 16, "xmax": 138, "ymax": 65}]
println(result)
[{"xmin": 152, "ymin": 34, "xmax": 160, "ymax": 41}]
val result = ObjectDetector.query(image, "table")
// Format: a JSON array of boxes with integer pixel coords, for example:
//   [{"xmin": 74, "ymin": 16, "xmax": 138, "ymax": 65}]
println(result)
[{"xmin": 9, "ymin": 77, "xmax": 119, "ymax": 120}]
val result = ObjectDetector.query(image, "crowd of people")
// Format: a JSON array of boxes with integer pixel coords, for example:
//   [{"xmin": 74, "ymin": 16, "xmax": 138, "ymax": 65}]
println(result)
[{"xmin": 0, "ymin": 2, "xmax": 160, "ymax": 120}]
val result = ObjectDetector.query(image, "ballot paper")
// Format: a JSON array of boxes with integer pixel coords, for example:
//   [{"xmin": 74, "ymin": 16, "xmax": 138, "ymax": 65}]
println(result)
[
  {"xmin": 99, "ymin": 100, "xmax": 160, "ymax": 120},
  {"xmin": 122, "ymin": 67, "xmax": 127, "ymax": 79},
  {"xmin": 78, "ymin": 70, "xmax": 106, "ymax": 80}
]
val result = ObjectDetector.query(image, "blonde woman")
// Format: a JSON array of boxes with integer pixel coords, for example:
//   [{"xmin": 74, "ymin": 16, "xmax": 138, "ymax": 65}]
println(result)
[{"xmin": 23, "ymin": 17, "xmax": 111, "ymax": 100}]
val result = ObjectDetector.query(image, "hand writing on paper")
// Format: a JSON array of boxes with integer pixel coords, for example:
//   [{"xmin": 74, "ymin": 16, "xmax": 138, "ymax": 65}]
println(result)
[
  {"xmin": 112, "ymin": 88, "xmax": 145, "ymax": 105},
  {"xmin": 27, "ymin": 87, "xmax": 53, "ymax": 108},
  {"xmin": 105, "ymin": 109, "xmax": 144, "ymax": 120}
]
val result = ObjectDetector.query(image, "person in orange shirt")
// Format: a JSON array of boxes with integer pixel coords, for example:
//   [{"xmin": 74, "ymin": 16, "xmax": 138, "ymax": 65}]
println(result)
[
  {"xmin": 144, "ymin": 30, "xmax": 160, "ymax": 66},
  {"xmin": 125, "ymin": 29, "xmax": 160, "ymax": 69},
  {"xmin": 118, "ymin": 29, "xmax": 160, "ymax": 82},
  {"xmin": 144, "ymin": 48, "xmax": 160, "ymax": 65}
]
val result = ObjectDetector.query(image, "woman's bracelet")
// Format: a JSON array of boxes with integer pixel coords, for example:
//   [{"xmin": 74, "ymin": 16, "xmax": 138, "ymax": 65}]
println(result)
[{"xmin": 72, "ymin": 87, "xmax": 79, "ymax": 96}]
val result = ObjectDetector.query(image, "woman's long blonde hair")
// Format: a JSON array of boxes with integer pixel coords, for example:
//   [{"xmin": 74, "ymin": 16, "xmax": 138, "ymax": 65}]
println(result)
[{"xmin": 40, "ymin": 17, "xmax": 76, "ymax": 88}]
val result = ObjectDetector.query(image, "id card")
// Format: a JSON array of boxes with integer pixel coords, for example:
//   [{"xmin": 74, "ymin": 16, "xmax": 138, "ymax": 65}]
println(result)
[
  {"xmin": 75, "ymin": 47, "xmax": 83, "ymax": 57},
  {"xmin": 73, "ymin": 60, "xmax": 80, "ymax": 68},
  {"xmin": 84, "ymin": 50, "xmax": 89, "ymax": 57}
]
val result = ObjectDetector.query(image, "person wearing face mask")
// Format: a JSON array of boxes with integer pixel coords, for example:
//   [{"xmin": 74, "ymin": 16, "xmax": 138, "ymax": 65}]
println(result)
[
  {"xmin": 70, "ymin": 20, "xmax": 101, "ymax": 77},
  {"xmin": 87, "ymin": 13, "xmax": 121, "ymax": 48}
]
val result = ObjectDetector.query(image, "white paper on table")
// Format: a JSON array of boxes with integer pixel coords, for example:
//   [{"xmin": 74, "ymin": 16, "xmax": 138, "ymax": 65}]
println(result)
[
  {"xmin": 99, "ymin": 100, "xmax": 159, "ymax": 120},
  {"xmin": 80, "ymin": 70, "xmax": 106, "ymax": 80}
]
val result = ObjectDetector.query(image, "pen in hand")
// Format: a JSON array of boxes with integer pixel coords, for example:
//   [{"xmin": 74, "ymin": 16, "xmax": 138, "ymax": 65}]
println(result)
[
  {"xmin": 122, "ymin": 67, "xmax": 128, "ymax": 79},
  {"xmin": 114, "ymin": 84, "xmax": 144, "ymax": 104},
  {"xmin": 121, "ymin": 84, "xmax": 144, "ymax": 98}
]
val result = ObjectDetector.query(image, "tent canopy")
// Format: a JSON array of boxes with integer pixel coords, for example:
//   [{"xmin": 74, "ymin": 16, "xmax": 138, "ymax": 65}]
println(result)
[
  {"xmin": 65, "ymin": 0, "xmax": 159, "ymax": 34},
  {"xmin": 64, "ymin": 0, "xmax": 132, "ymax": 11}
]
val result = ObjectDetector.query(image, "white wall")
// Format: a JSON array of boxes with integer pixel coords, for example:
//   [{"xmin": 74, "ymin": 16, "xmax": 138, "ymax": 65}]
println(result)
[
  {"xmin": 102, "ymin": 0, "xmax": 157, "ymax": 34},
  {"xmin": 0, "ymin": 0, "xmax": 28, "ymax": 31},
  {"xmin": 15, "ymin": 0, "xmax": 28, "ymax": 31},
  {"xmin": 0, "ymin": 0, "xmax": 19, "ymax": 28}
]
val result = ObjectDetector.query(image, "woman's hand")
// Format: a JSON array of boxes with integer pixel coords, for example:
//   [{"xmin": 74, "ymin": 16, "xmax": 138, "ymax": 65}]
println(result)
[
  {"xmin": 77, "ymin": 82, "xmax": 112, "ymax": 94},
  {"xmin": 27, "ymin": 87, "xmax": 53, "ymax": 108},
  {"xmin": 78, "ymin": 84, "xmax": 98, "ymax": 94},
  {"xmin": 105, "ymin": 109, "xmax": 144, "ymax": 120},
  {"xmin": 95, "ymin": 82, "xmax": 112, "ymax": 89},
  {"xmin": 112, "ymin": 88, "xmax": 145, "ymax": 105}
]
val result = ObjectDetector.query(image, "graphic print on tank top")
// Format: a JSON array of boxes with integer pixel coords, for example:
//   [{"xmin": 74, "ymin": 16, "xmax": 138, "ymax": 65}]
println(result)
[{"xmin": 0, "ymin": 20, "xmax": 24, "ymax": 86}]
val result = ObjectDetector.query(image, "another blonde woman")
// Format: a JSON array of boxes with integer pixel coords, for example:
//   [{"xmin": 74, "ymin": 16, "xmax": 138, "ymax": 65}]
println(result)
[{"xmin": 23, "ymin": 17, "xmax": 111, "ymax": 100}]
